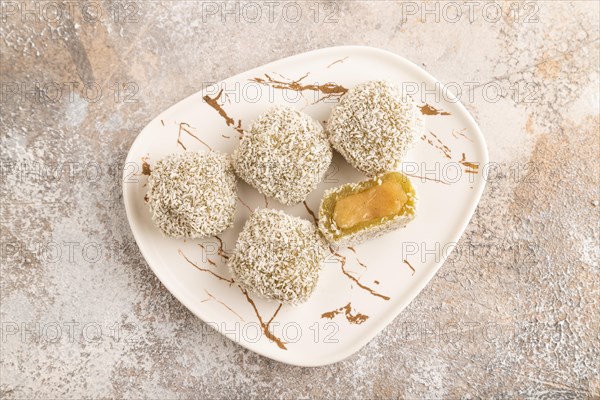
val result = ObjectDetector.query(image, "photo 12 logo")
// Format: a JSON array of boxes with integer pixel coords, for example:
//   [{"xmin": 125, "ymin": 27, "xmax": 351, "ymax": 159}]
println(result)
[
  {"xmin": 1, "ymin": 239, "xmax": 134, "ymax": 264},
  {"xmin": 402, "ymin": 80, "xmax": 539, "ymax": 106},
  {"xmin": 200, "ymin": 1, "xmax": 339, "ymax": 23},
  {"xmin": 0, "ymin": 81, "xmax": 139, "ymax": 104},
  {"xmin": 201, "ymin": 321, "xmax": 339, "ymax": 345},
  {"xmin": 1, "ymin": 321, "xmax": 140, "ymax": 344},
  {"xmin": 399, "ymin": 1, "xmax": 540, "ymax": 24},
  {"xmin": 0, "ymin": 1, "xmax": 140, "ymax": 24}
]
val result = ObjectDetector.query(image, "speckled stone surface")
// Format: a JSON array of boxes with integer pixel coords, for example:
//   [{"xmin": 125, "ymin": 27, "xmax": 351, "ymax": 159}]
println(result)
[{"xmin": 1, "ymin": 1, "xmax": 599, "ymax": 398}]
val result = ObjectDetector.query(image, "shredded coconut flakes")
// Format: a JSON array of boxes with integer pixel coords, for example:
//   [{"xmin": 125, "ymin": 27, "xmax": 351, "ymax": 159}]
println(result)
[
  {"xmin": 146, "ymin": 151, "xmax": 237, "ymax": 238},
  {"xmin": 232, "ymin": 106, "xmax": 332, "ymax": 205},
  {"xmin": 326, "ymin": 80, "xmax": 424, "ymax": 176},
  {"xmin": 228, "ymin": 209, "xmax": 327, "ymax": 305}
]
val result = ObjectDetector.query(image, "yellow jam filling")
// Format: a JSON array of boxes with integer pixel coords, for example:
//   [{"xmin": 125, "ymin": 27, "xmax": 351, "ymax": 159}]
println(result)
[{"xmin": 332, "ymin": 180, "xmax": 408, "ymax": 230}]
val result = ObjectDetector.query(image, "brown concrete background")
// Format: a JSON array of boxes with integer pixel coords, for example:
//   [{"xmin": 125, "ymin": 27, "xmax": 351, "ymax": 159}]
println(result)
[{"xmin": 1, "ymin": 1, "xmax": 599, "ymax": 398}]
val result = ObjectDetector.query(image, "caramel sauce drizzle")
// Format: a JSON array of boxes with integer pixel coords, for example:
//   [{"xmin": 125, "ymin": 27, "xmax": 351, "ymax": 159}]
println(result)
[
  {"xmin": 198, "ymin": 243, "xmax": 218, "ymax": 267},
  {"xmin": 197, "ymin": 243, "xmax": 218, "ymax": 266},
  {"xmin": 420, "ymin": 104, "xmax": 451, "ymax": 115},
  {"xmin": 403, "ymin": 258, "xmax": 416, "ymax": 275},
  {"xmin": 347, "ymin": 246, "xmax": 368, "ymax": 270},
  {"xmin": 180, "ymin": 253, "xmax": 287, "ymax": 349},
  {"xmin": 303, "ymin": 201, "xmax": 318, "ymax": 224},
  {"xmin": 179, "ymin": 249, "xmax": 234, "ymax": 285},
  {"xmin": 177, "ymin": 122, "xmax": 212, "ymax": 151},
  {"xmin": 203, "ymin": 289, "xmax": 245, "ymax": 322},
  {"xmin": 202, "ymin": 89, "xmax": 244, "ymax": 135},
  {"xmin": 141, "ymin": 156, "xmax": 151, "ymax": 176},
  {"xmin": 419, "ymin": 129, "xmax": 481, "ymax": 176},
  {"xmin": 459, "ymin": 152, "xmax": 480, "ymax": 174},
  {"xmin": 403, "ymin": 172, "xmax": 450, "ymax": 185},
  {"xmin": 421, "ymin": 131, "xmax": 452, "ymax": 159},
  {"xmin": 452, "ymin": 128, "xmax": 472, "ymax": 142},
  {"xmin": 240, "ymin": 287, "xmax": 287, "ymax": 350},
  {"xmin": 329, "ymin": 246, "xmax": 390, "ymax": 301},
  {"xmin": 214, "ymin": 235, "xmax": 229, "ymax": 261},
  {"xmin": 250, "ymin": 73, "xmax": 348, "ymax": 103},
  {"xmin": 321, "ymin": 302, "xmax": 369, "ymax": 325},
  {"xmin": 237, "ymin": 196, "xmax": 253, "ymax": 213},
  {"xmin": 326, "ymin": 56, "xmax": 349, "ymax": 68}
]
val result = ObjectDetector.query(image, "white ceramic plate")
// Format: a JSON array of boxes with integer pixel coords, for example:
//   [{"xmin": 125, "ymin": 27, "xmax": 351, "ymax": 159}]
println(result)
[{"xmin": 123, "ymin": 46, "xmax": 488, "ymax": 366}]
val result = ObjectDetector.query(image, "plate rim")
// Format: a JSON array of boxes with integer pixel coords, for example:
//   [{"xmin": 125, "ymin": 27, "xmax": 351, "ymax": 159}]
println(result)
[{"xmin": 122, "ymin": 45, "xmax": 489, "ymax": 367}]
